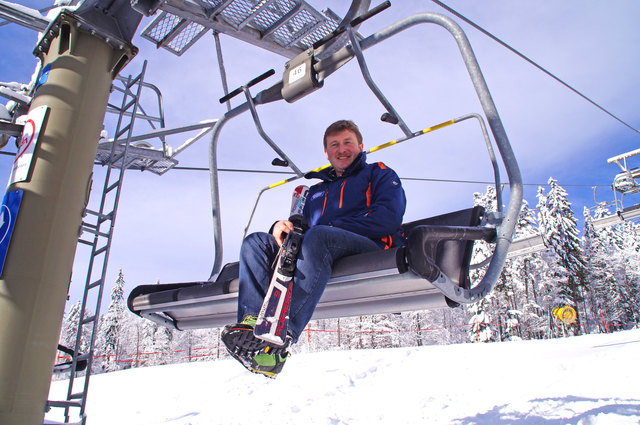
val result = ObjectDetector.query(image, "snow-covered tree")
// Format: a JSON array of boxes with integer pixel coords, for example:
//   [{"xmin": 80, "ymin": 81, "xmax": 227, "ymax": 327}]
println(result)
[
  {"xmin": 96, "ymin": 269, "xmax": 127, "ymax": 372},
  {"xmin": 468, "ymin": 305, "xmax": 493, "ymax": 343},
  {"xmin": 582, "ymin": 204, "xmax": 640, "ymax": 331},
  {"xmin": 537, "ymin": 178, "xmax": 586, "ymax": 334},
  {"xmin": 502, "ymin": 200, "xmax": 549, "ymax": 340},
  {"xmin": 59, "ymin": 300, "xmax": 93, "ymax": 355},
  {"xmin": 466, "ymin": 186, "xmax": 498, "ymax": 342},
  {"xmin": 617, "ymin": 221, "xmax": 640, "ymax": 325},
  {"xmin": 583, "ymin": 206, "xmax": 619, "ymax": 332}
]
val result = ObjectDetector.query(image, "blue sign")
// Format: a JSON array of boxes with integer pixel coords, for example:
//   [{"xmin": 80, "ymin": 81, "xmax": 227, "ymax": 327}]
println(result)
[
  {"xmin": 36, "ymin": 64, "xmax": 51, "ymax": 90},
  {"xmin": 0, "ymin": 189, "xmax": 24, "ymax": 277}
]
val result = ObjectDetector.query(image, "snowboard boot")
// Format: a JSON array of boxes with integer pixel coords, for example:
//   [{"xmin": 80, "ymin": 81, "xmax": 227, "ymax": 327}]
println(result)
[{"xmin": 221, "ymin": 315, "xmax": 292, "ymax": 378}]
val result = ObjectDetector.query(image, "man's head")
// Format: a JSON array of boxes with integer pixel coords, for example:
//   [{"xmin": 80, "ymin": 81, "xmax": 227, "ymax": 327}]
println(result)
[{"xmin": 323, "ymin": 120, "xmax": 364, "ymax": 176}]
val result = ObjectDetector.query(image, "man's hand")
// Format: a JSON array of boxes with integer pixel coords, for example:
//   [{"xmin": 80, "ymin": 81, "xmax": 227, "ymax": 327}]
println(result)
[{"xmin": 272, "ymin": 220, "xmax": 294, "ymax": 247}]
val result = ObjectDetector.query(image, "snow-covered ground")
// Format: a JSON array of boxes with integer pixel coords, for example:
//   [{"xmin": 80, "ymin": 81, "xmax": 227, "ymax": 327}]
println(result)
[{"xmin": 47, "ymin": 329, "xmax": 640, "ymax": 425}]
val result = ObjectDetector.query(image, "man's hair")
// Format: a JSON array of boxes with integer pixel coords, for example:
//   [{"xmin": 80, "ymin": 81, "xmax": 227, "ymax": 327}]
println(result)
[{"xmin": 323, "ymin": 120, "xmax": 363, "ymax": 148}]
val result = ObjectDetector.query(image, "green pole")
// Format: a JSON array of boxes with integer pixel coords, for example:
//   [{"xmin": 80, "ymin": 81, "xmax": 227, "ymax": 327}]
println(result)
[{"xmin": 0, "ymin": 13, "xmax": 135, "ymax": 424}]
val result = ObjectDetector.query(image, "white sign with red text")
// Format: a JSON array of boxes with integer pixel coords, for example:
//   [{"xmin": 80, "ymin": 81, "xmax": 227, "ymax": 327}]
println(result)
[{"xmin": 9, "ymin": 105, "xmax": 48, "ymax": 186}]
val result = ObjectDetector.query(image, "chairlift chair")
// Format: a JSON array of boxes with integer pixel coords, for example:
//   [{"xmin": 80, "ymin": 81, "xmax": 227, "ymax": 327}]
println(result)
[{"xmin": 128, "ymin": 4, "xmax": 523, "ymax": 330}]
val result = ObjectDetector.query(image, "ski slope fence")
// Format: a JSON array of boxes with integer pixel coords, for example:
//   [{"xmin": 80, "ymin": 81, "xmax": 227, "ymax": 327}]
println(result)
[{"xmin": 55, "ymin": 320, "xmax": 638, "ymax": 372}]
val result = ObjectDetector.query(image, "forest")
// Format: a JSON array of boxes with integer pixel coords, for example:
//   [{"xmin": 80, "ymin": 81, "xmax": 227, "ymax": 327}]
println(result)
[{"xmin": 56, "ymin": 178, "xmax": 640, "ymax": 375}]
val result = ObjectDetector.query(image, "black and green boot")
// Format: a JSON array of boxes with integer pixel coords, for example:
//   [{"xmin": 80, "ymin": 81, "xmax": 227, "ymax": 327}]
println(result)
[{"xmin": 221, "ymin": 315, "xmax": 291, "ymax": 378}]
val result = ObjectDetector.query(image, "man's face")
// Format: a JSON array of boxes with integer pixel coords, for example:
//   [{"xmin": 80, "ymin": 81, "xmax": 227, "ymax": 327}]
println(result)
[{"xmin": 324, "ymin": 129, "xmax": 363, "ymax": 176}]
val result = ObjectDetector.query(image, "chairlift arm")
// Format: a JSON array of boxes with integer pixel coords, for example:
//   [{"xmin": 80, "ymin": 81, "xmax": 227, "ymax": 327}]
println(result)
[
  {"xmin": 208, "ymin": 116, "xmax": 229, "ymax": 279},
  {"xmin": 242, "ymin": 86, "xmax": 304, "ymax": 177},
  {"xmin": 346, "ymin": 26, "xmax": 412, "ymax": 137},
  {"xmin": 207, "ymin": 92, "xmax": 297, "ymax": 280},
  {"xmin": 347, "ymin": 12, "xmax": 522, "ymax": 303}
]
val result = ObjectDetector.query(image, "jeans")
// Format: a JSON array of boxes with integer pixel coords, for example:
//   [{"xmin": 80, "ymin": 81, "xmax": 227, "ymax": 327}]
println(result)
[{"xmin": 237, "ymin": 225, "xmax": 381, "ymax": 342}]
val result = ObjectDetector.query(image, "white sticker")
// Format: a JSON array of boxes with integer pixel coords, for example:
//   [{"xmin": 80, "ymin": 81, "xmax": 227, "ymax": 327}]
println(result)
[
  {"xmin": 288, "ymin": 63, "xmax": 306, "ymax": 85},
  {"xmin": 9, "ymin": 105, "xmax": 48, "ymax": 186}
]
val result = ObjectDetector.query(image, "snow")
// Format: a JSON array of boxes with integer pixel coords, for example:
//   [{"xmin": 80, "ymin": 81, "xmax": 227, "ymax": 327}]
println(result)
[{"xmin": 47, "ymin": 329, "xmax": 640, "ymax": 425}]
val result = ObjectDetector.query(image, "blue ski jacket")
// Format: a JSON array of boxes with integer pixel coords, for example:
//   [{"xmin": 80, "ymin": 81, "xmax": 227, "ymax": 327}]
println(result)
[{"xmin": 304, "ymin": 152, "xmax": 406, "ymax": 249}]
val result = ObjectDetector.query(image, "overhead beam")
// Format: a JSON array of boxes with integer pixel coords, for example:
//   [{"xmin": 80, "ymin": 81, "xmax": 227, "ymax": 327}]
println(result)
[{"xmin": 0, "ymin": 0, "xmax": 50, "ymax": 31}]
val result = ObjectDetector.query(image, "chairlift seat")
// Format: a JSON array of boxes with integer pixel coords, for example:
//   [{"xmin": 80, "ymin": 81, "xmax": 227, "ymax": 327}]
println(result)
[
  {"xmin": 128, "ymin": 206, "xmax": 489, "ymax": 330},
  {"xmin": 53, "ymin": 345, "xmax": 87, "ymax": 374}
]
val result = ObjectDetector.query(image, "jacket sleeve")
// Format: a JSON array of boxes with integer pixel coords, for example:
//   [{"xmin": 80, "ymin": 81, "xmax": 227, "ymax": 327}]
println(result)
[{"xmin": 330, "ymin": 165, "xmax": 406, "ymax": 239}]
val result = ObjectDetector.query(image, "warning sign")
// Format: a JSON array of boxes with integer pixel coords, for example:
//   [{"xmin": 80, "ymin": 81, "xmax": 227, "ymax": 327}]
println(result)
[{"xmin": 8, "ymin": 105, "xmax": 48, "ymax": 186}]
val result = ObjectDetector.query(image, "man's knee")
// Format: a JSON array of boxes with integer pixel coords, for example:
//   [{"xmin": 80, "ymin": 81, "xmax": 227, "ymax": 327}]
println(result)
[
  {"xmin": 243, "ymin": 231, "xmax": 266, "ymax": 245},
  {"xmin": 240, "ymin": 232, "xmax": 275, "ymax": 257},
  {"xmin": 301, "ymin": 225, "xmax": 333, "ymax": 247}
]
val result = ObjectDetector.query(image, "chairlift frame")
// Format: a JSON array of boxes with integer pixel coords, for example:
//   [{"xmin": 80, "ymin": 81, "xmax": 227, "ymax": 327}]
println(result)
[{"xmin": 128, "ymin": 9, "xmax": 524, "ymax": 330}]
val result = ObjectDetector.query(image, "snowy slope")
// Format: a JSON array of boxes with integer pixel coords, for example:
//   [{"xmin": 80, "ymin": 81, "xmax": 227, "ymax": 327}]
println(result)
[{"xmin": 47, "ymin": 329, "xmax": 640, "ymax": 425}]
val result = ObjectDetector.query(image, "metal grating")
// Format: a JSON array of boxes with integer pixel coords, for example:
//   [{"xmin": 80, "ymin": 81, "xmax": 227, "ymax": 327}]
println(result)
[
  {"xmin": 141, "ymin": 0, "xmax": 346, "ymax": 57},
  {"xmin": 271, "ymin": 7, "xmax": 316, "ymax": 47},
  {"xmin": 251, "ymin": 0, "xmax": 297, "ymax": 32},
  {"xmin": 220, "ymin": 0, "xmax": 265, "ymax": 29},
  {"xmin": 167, "ymin": 21, "xmax": 208, "ymax": 53},
  {"xmin": 96, "ymin": 143, "xmax": 178, "ymax": 175},
  {"xmin": 197, "ymin": 0, "xmax": 226, "ymax": 9},
  {"xmin": 296, "ymin": 8, "xmax": 341, "ymax": 48},
  {"xmin": 141, "ymin": 11, "xmax": 209, "ymax": 55},
  {"xmin": 144, "ymin": 11, "xmax": 182, "ymax": 44}
]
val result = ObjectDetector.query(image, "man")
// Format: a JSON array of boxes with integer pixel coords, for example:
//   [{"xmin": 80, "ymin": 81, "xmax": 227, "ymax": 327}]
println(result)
[{"xmin": 222, "ymin": 120, "xmax": 406, "ymax": 377}]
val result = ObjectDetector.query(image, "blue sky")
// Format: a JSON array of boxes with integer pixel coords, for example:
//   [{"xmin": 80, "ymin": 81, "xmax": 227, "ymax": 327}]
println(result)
[{"xmin": 2, "ymin": 0, "xmax": 640, "ymax": 305}]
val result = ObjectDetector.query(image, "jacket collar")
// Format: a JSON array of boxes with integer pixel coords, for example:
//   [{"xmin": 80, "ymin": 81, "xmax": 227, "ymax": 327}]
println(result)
[{"xmin": 305, "ymin": 152, "xmax": 367, "ymax": 182}]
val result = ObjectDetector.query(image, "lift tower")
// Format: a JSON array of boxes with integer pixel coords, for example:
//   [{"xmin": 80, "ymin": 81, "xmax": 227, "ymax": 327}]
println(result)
[{"xmin": 0, "ymin": 1, "xmax": 140, "ymax": 424}]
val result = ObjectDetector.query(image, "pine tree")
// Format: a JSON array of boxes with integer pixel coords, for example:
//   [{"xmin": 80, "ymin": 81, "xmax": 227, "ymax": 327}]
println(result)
[
  {"xmin": 59, "ymin": 300, "xmax": 93, "ymax": 355},
  {"xmin": 96, "ymin": 269, "xmax": 127, "ymax": 372},
  {"xmin": 466, "ymin": 186, "xmax": 498, "ymax": 342},
  {"xmin": 126, "ymin": 315, "xmax": 151, "ymax": 368},
  {"xmin": 583, "ymin": 206, "xmax": 619, "ymax": 332},
  {"xmin": 467, "ymin": 301, "xmax": 493, "ymax": 342},
  {"xmin": 537, "ymin": 178, "xmax": 586, "ymax": 334},
  {"xmin": 511, "ymin": 200, "xmax": 555, "ymax": 339}
]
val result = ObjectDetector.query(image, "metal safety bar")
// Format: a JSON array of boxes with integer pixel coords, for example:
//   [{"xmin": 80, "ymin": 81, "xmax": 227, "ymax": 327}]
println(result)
[{"xmin": 240, "ymin": 112, "xmax": 503, "ymax": 240}]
